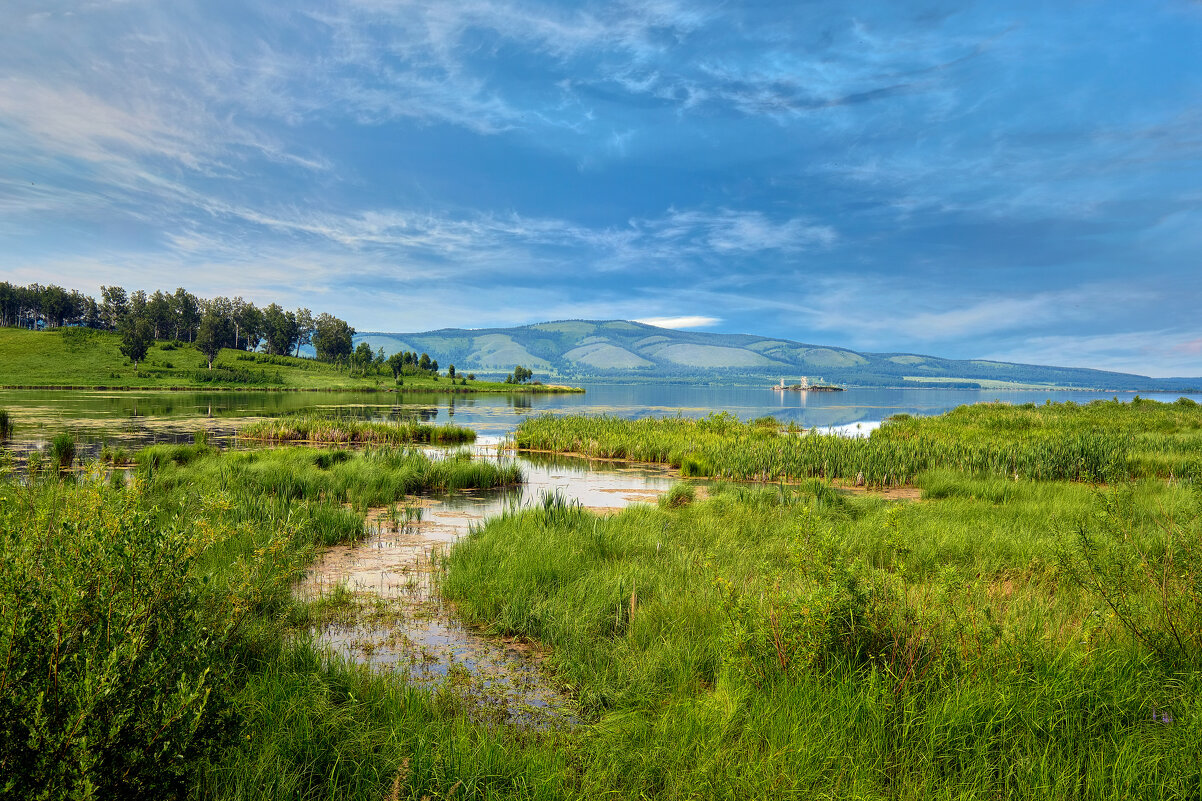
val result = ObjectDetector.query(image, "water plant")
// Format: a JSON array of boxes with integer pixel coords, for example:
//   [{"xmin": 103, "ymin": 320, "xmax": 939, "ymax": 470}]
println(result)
[
  {"xmin": 0, "ymin": 409, "xmax": 12, "ymax": 439},
  {"xmin": 237, "ymin": 413, "xmax": 476, "ymax": 445},
  {"xmin": 515, "ymin": 399, "xmax": 1202, "ymax": 485},
  {"xmin": 48, "ymin": 432, "xmax": 76, "ymax": 471}
]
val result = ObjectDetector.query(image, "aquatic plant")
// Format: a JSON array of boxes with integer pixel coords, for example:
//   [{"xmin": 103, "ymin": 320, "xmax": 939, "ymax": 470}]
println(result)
[
  {"xmin": 0, "ymin": 409, "xmax": 12, "ymax": 439},
  {"xmin": 515, "ymin": 399, "xmax": 1202, "ymax": 485},
  {"xmin": 48, "ymin": 432, "xmax": 76, "ymax": 471},
  {"xmin": 237, "ymin": 413, "xmax": 476, "ymax": 445}
]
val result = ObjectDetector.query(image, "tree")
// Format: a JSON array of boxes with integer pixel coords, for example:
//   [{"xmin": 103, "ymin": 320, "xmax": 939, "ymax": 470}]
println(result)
[
  {"xmin": 235, "ymin": 302, "xmax": 262, "ymax": 351},
  {"xmin": 42, "ymin": 285, "xmax": 71, "ymax": 328},
  {"xmin": 312, "ymin": 314, "xmax": 354, "ymax": 363},
  {"xmin": 352, "ymin": 341, "xmax": 374, "ymax": 373},
  {"xmin": 387, "ymin": 352, "xmax": 405, "ymax": 380},
  {"xmin": 147, "ymin": 291, "xmax": 172, "ymax": 339},
  {"xmin": 294, "ymin": 308, "xmax": 315, "ymax": 357},
  {"xmin": 119, "ymin": 317, "xmax": 152, "ymax": 369},
  {"xmin": 506, "ymin": 365, "xmax": 533, "ymax": 384},
  {"xmin": 447, "ymin": 365, "xmax": 456, "ymax": 379},
  {"xmin": 195, "ymin": 309, "xmax": 230, "ymax": 369},
  {"xmin": 418, "ymin": 353, "xmax": 431, "ymax": 372},
  {"xmin": 261, "ymin": 304, "xmax": 298, "ymax": 356},
  {"xmin": 171, "ymin": 288, "xmax": 200, "ymax": 341},
  {"xmin": 101, "ymin": 286, "xmax": 128, "ymax": 331}
]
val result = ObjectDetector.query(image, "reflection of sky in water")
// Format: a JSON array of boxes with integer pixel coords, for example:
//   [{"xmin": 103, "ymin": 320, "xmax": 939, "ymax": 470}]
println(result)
[
  {"xmin": 4, "ymin": 385, "xmax": 1202, "ymax": 458},
  {"xmin": 297, "ymin": 450, "xmax": 675, "ymax": 727}
]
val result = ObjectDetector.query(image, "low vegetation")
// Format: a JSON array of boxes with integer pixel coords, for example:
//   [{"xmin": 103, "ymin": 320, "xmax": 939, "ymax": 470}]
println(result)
[
  {"xmin": 237, "ymin": 413, "xmax": 477, "ymax": 445},
  {"xmin": 515, "ymin": 398, "xmax": 1202, "ymax": 485},
  {"xmin": 0, "ymin": 441, "xmax": 532, "ymax": 799},
  {"xmin": 5, "ymin": 396, "xmax": 1201, "ymax": 799},
  {"xmin": 443, "ymin": 475, "xmax": 1202, "ymax": 798}
]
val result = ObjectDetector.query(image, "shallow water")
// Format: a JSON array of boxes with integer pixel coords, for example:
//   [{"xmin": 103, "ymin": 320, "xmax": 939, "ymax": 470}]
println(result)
[{"xmin": 294, "ymin": 443, "xmax": 680, "ymax": 726}]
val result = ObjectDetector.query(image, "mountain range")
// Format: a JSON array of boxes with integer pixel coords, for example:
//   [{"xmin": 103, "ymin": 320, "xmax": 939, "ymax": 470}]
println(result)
[{"xmin": 354, "ymin": 320, "xmax": 1200, "ymax": 392}]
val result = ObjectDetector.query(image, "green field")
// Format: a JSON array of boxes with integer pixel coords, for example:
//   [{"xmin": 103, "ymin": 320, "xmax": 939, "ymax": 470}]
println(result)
[{"xmin": 0, "ymin": 328, "xmax": 582, "ymax": 393}]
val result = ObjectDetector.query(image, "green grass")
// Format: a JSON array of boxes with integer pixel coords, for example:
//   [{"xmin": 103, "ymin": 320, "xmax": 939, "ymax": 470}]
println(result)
[
  {"xmin": 237, "ymin": 413, "xmax": 476, "ymax": 445},
  {"xmin": 515, "ymin": 399, "xmax": 1202, "ymax": 485},
  {"xmin": 442, "ymin": 477, "xmax": 1202, "ymax": 799},
  {"xmin": 10, "ymin": 399, "xmax": 1202, "ymax": 800},
  {"xmin": 137, "ymin": 443, "xmax": 522, "ymax": 517},
  {"xmin": 0, "ymin": 441, "xmax": 536, "ymax": 799},
  {"xmin": 0, "ymin": 327, "xmax": 583, "ymax": 393}
]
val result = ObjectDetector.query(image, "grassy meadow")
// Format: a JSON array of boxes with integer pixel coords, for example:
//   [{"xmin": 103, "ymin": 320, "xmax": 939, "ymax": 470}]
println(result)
[
  {"xmin": 0, "ymin": 327, "xmax": 581, "ymax": 392},
  {"xmin": 2, "ymin": 397, "xmax": 1201, "ymax": 799}
]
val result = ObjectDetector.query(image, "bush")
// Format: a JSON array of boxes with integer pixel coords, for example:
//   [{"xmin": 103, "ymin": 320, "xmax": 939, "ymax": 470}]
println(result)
[{"xmin": 0, "ymin": 481, "xmax": 237, "ymax": 798}]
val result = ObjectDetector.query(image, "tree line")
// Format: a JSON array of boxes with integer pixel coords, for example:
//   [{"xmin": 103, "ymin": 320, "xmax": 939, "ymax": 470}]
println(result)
[{"xmin": 0, "ymin": 281, "xmax": 355, "ymax": 370}]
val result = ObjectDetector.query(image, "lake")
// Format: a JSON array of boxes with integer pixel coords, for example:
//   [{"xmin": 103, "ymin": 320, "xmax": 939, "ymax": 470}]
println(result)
[{"xmin": 2, "ymin": 383, "xmax": 1200, "ymax": 449}]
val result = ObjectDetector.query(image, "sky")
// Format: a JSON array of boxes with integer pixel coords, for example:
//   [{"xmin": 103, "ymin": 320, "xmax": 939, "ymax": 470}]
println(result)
[{"xmin": 1, "ymin": 1, "xmax": 1200, "ymax": 376}]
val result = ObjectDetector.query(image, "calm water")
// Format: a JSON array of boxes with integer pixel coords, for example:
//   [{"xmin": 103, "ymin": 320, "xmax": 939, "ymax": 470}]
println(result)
[{"xmin": 2, "ymin": 384, "xmax": 1201, "ymax": 448}]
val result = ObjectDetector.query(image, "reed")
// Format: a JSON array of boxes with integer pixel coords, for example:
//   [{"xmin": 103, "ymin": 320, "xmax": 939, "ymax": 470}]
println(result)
[
  {"xmin": 0, "ymin": 409, "xmax": 11, "ymax": 438},
  {"xmin": 515, "ymin": 399, "xmax": 1202, "ymax": 485},
  {"xmin": 237, "ymin": 413, "xmax": 476, "ymax": 445}
]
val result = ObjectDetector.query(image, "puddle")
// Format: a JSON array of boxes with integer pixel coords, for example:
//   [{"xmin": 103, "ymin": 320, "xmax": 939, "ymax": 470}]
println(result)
[{"xmin": 296, "ymin": 449, "xmax": 681, "ymax": 727}]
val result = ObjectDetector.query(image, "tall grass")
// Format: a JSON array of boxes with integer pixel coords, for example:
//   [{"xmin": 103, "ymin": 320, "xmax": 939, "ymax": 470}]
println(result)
[
  {"xmin": 0, "ymin": 409, "xmax": 11, "ymax": 438},
  {"xmin": 515, "ymin": 399, "xmax": 1202, "ymax": 485},
  {"xmin": 442, "ymin": 477, "xmax": 1202, "ymax": 799},
  {"xmin": 237, "ymin": 413, "xmax": 476, "ymax": 445},
  {"xmin": 138, "ymin": 443, "xmax": 521, "ymax": 517},
  {"xmin": 48, "ymin": 432, "xmax": 76, "ymax": 470}
]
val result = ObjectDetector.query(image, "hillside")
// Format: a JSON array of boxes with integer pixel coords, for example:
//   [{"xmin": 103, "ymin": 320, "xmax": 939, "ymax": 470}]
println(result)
[
  {"xmin": 0, "ymin": 328, "xmax": 575, "ymax": 393},
  {"xmin": 356, "ymin": 320, "xmax": 1202, "ymax": 392}
]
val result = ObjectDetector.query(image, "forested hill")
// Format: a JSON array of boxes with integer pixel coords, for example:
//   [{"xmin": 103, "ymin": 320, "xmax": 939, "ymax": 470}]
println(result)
[{"xmin": 355, "ymin": 320, "xmax": 1200, "ymax": 391}]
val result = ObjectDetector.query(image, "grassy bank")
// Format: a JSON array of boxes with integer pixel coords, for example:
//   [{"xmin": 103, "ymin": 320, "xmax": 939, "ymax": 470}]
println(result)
[
  {"xmin": 514, "ymin": 398, "xmax": 1202, "ymax": 485},
  {"xmin": 442, "ymin": 477, "xmax": 1202, "ymax": 798},
  {"xmin": 0, "ymin": 442, "xmax": 547, "ymax": 799},
  {"xmin": 0, "ymin": 328, "xmax": 583, "ymax": 393}
]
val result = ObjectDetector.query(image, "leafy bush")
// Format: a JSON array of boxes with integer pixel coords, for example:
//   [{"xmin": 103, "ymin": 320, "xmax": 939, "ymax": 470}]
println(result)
[{"xmin": 0, "ymin": 481, "xmax": 237, "ymax": 798}]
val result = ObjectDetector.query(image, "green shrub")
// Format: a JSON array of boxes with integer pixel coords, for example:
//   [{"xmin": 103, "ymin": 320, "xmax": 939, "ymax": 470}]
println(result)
[{"xmin": 0, "ymin": 481, "xmax": 237, "ymax": 798}]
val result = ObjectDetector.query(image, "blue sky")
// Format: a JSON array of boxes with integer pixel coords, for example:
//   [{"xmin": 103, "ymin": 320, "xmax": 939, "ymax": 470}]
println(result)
[{"xmin": 1, "ymin": 1, "xmax": 1200, "ymax": 376}]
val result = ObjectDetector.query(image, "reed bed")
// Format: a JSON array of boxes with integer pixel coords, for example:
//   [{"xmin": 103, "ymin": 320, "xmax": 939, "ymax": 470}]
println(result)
[
  {"xmin": 237, "ymin": 413, "xmax": 476, "ymax": 445},
  {"xmin": 138, "ymin": 443, "xmax": 521, "ymax": 514},
  {"xmin": 515, "ymin": 399, "xmax": 1202, "ymax": 485}
]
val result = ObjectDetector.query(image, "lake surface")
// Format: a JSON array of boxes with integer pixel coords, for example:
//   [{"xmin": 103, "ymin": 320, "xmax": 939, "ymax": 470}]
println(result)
[{"xmin": 2, "ymin": 384, "xmax": 1201, "ymax": 453}]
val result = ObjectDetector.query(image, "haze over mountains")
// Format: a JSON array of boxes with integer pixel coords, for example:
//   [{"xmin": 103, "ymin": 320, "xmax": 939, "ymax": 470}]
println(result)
[{"xmin": 355, "ymin": 321, "xmax": 1200, "ymax": 392}]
